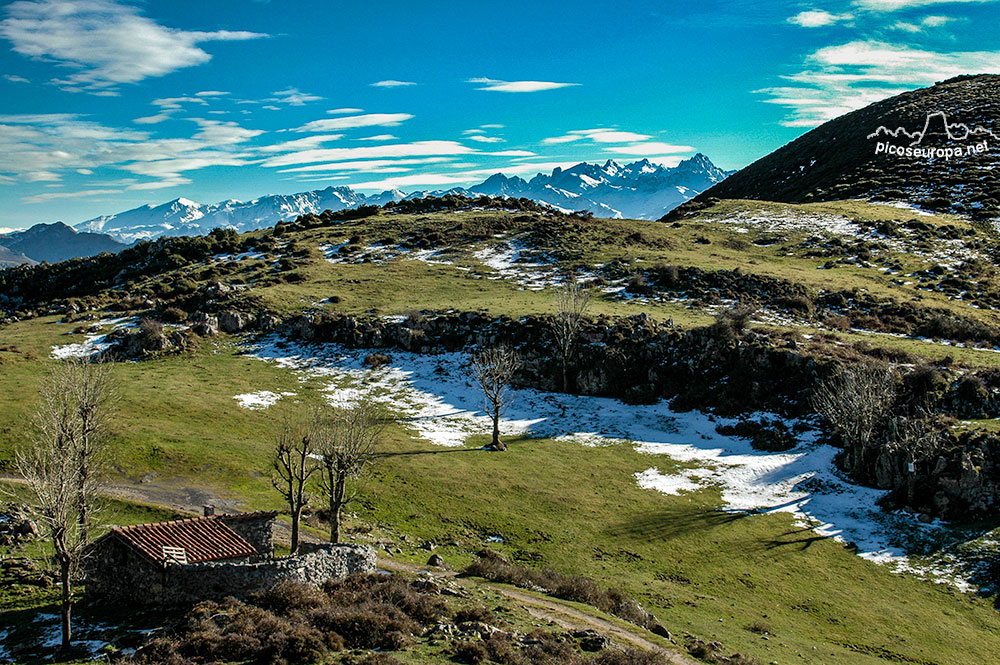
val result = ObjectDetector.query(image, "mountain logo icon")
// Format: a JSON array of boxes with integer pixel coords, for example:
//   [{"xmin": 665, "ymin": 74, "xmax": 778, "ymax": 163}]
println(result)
[{"xmin": 867, "ymin": 111, "xmax": 999, "ymax": 146}]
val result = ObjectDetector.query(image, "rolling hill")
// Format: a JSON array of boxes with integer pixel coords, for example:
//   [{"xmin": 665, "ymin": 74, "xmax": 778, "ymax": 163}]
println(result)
[{"xmin": 692, "ymin": 74, "xmax": 1000, "ymax": 220}]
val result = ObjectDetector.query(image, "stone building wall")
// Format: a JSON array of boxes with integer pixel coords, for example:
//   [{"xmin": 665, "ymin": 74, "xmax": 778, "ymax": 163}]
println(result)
[
  {"xmin": 218, "ymin": 512, "xmax": 276, "ymax": 559},
  {"xmin": 88, "ymin": 543, "xmax": 377, "ymax": 605}
]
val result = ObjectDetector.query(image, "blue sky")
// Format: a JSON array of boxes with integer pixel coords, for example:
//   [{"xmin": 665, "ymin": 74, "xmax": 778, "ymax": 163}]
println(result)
[{"xmin": 1, "ymin": 0, "xmax": 998, "ymax": 230}]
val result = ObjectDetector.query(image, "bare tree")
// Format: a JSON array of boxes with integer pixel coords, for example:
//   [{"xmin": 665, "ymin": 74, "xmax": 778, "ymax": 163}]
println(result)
[
  {"xmin": 551, "ymin": 274, "xmax": 592, "ymax": 392},
  {"xmin": 812, "ymin": 362, "xmax": 896, "ymax": 474},
  {"xmin": 314, "ymin": 398, "xmax": 385, "ymax": 543},
  {"xmin": 472, "ymin": 345, "xmax": 522, "ymax": 451},
  {"xmin": 271, "ymin": 421, "xmax": 318, "ymax": 555},
  {"xmin": 14, "ymin": 360, "xmax": 116, "ymax": 651}
]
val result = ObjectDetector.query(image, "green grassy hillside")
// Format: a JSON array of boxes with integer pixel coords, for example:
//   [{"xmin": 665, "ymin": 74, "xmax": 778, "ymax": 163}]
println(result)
[{"xmin": 3, "ymin": 200, "xmax": 1000, "ymax": 664}]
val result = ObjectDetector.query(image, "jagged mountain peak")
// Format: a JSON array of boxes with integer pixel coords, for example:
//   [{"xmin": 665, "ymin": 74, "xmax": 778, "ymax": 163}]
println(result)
[{"xmin": 60, "ymin": 154, "xmax": 730, "ymax": 243}]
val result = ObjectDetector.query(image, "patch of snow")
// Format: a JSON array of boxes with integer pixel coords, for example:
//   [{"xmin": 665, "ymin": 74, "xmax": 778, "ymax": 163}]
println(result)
[
  {"xmin": 233, "ymin": 390, "xmax": 295, "ymax": 410},
  {"xmin": 246, "ymin": 336, "xmax": 973, "ymax": 590},
  {"xmin": 50, "ymin": 317, "xmax": 135, "ymax": 360}
]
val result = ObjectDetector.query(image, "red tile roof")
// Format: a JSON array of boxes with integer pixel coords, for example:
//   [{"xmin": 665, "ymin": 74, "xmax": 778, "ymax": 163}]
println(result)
[{"xmin": 107, "ymin": 514, "xmax": 261, "ymax": 566}]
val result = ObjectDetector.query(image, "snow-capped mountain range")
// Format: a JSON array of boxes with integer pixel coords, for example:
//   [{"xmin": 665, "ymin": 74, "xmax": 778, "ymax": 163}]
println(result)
[{"xmin": 75, "ymin": 154, "xmax": 731, "ymax": 243}]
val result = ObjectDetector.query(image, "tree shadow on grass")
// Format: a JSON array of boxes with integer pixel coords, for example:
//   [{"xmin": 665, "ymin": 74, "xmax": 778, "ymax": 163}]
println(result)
[{"xmin": 609, "ymin": 506, "xmax": 751, "ymax": 543}]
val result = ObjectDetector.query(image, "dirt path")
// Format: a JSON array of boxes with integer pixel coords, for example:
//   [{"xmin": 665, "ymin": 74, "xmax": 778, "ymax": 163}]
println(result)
[{"xmin": 379, "ymin": 558, "xmax": 698, "ymax": 665}]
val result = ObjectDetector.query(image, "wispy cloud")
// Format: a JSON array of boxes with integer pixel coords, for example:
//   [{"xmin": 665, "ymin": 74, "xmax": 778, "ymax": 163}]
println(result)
[
  {"xmin": 357, "ymin": 134, "xmax": 397, "ymax": 141},
  {"xmin": 0, "ymin": 113, "xmax": 265, "ymax": 194},
  {"xmin": 0, "ymin": 0, "xmax": 265, "ymax": 93},
  {"xmin": 467, "ymin": 135, "xmax": 505, "ymax": 143},
  {"xmin": 760, "ymin": 40, "xmax": 1000, "ymax": 127},
  {"xmin": 260, "ymin": 140, "xmax": 476, "ymax": 168},
  {"xmin": 542, "ymin": 129, "xmax": 654, "ymax": 145},
  {"xmin": 370, "ymin": 79, "xmax": 416, "ymax": 88},
  {"xmin": 270, "ymin": 88, "xmax": 323, "ymax": 105},
  {"xmin": 604, "ymin": 141, "xmax": 694, "ymax": 156},
  {"xmin": 195, "ymin": 90, "xmax": 230, "ymax": 97},
  {"xmin": 3, "ymin": 73, "xmax": 29, "ymax": 83},
  {"xmin": 328, "ymin": 107, "xmax": 364, "ymax": 114},
  {"xmin": 468, "ymin": 77, "xmax": 578, "ymax": 93},
  {"xmin": 852, "ymin": 0, "xmax": 994, "ymax": 11},
  {"xmin": 890, "ymin": 14, "xmax": 956, "ymax": 31},
  {"xmin": 133, "ymin": 114, "xmax": 171, "ymax": 125},
  {"xmin": 23, "ymin": 188, "xmax": 122, "ymax": 204},
  {"xmin": 293, "ymin": 113, "xmax": 414, "ymax": 132},
  {"xmin": 787, "ymin": 10, "xmax": 854, "ymax": 27}
]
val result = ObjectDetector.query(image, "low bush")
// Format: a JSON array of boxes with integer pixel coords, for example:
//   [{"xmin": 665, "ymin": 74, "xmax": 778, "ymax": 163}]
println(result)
[{"xmin": 463, "ymin": 551, "xmax": 660, "ymax": 632}]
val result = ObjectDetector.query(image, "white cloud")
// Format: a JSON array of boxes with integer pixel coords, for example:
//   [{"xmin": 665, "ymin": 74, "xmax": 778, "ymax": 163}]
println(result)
[
  {"xmin": 0, "ymin": 0, "xmax": 265, "ymax": 93},
  {"xmin": 0, "ymin": 113, "xmax": 265, "ymax": 192},
  {"xmin": 293, "ymin": 113, "xmax": 414, "ymax": 133},
  {"xmin": 468, "ymin": 77, "xmax": 578, "ymax": 93},
  {"xmin": 467, "ymin": 135, "xmax": 505, "ymax": 143},
  {"xmin": 604, "ymin": 142, "xmax": 695, "ymax": 156},
  {"xmin": 462, "ymin": 129, "xmax": 486, "ymax": 135},
  {"xmin": 370, "ymin": 79, "xmax": 416, "ymax": 88},
  {"xmin": 279, "ymin": 157, "xmax": 457, "ymax": 174},
  {"xmin": 195, "ymin": 90, "xmax": 229, "ymax": 97},
  {"xmin": 256, "ymin": 134, "xmax": 344, "ymax": 154},
  {"xmin": 480, "ymin": 124, "xmax": 505, "ymax": 129},
  {"xmin": 133, "ymin": 114, "xmax": 171, "ymax": 125},
  {"xmin": 788, "ymin": 10, "xmax": 853, "ymax": 27},
  {"xmin": 853, "ymin": 0, "xmax": 993, "ymax": 10},
  {"xmin": 23, "ymin": 188, "xmax": 122, "ymax": 203},
  {"xmin": 260, "ymin": 140, "xmax": 476, "ymax": 168},
  {"xmin": 270, "ymin": 88, "xmax": 322, "ymax": 105},
  {"xmin": 760, "ymin": 40, "xmax": 1000, "ymax": 127},
  {"xmin": 327, "ymin": 107, "xmax": 364, "ymax": 114},
  {"xmin": 4, "ymin": 73, "xmax": 29, "ymax": 83},
  {"xmin": 357, "ymin": 134, "xmax": 397, "ymax": 141},
  {"xmin": 542, "ymin": 128, "xmax": 661, "ymax": 146},
  {"xmin": 891, "ymin": 14, "xmax": 956, "ymax": 30},
  {"xmin": 152, "ymin": 96, "xmax": 208, "ymax": 110}
]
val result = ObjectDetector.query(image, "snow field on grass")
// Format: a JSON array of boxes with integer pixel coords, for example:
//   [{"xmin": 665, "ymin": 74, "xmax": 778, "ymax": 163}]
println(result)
[
  {"xmin": 233, "ymin": 390, "xmax": 297, "ymax": 410},
  {"xmin": 245, "ymin": 337, "xmax": 972, "ymax": 589},
  {"xmin": 49, "ymin": 316, "xmax": 136, "ymax": 360}
]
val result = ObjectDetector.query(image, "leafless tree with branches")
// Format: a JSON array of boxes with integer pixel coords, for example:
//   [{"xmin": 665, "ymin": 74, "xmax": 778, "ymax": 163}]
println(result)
[
  {"xmin": 14, "ymin": 360, "xmax": 116, "ymax": 651},
  {"xmin": 314, "ymin": 398, "xmax": 386, "ymax": 543},
  {"xmin": 812, "ymin": 361, "xmax": 897, "ymax": 474},
  {"xmin": 472, "ymin": 345, "xmax": 522, "ymax": 451},
  {"xmin": 551, "ymin": 274, "xmax": 592, "ymax": 392},
  {"xmin": 271, "ymin": 421, "xmax": 318, "ymax": 554}
]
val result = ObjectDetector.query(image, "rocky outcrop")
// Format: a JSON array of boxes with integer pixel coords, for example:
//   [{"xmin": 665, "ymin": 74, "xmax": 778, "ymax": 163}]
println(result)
[{"xmin": 272, "ymin": 310, "xmax": 827, "ymax": 417}]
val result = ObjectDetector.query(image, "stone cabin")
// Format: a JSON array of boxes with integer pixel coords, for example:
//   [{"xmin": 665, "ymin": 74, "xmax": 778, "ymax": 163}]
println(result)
[{"xmin": 85, "ymin": 510, "xmax": 376, "ymax": 605}]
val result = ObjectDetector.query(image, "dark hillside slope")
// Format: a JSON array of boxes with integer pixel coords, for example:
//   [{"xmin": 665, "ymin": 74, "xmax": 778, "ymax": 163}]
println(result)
[{"xmin": 692, "ymin": 74, "xmax": 1000, "ymax": 219}]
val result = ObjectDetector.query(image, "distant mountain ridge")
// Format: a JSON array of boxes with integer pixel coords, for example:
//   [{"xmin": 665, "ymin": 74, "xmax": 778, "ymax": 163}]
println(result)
[
  {"xmin": 0, "ymin": 222, "xmax": 124, "ymax": 266},
  {"xmin": 69, "ymin": 155, "xmax": 731, "ymax": 243}
]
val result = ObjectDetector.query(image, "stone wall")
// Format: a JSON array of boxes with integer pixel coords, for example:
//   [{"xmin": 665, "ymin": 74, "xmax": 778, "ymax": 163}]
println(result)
[
  {"xmin": 219, "ymin": 512, "xmax": 276, "ymax": 560},
  {"xmin": 87, "ymin": 543, "xmax": 377, "ymax": 605},
  {"xmin": 153, "ymin": 544, "xmax": 377, "ymax": 605}
]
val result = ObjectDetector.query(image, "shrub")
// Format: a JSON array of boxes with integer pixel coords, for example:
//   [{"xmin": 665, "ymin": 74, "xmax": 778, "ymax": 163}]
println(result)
[
  {"xmin": 364, "ymin": 353, "xmax": 391, "ymax": 369},
  {"xmin": 454, "ymin": 640, "xmax": 490, "ymax": 664},
  {"xmin": 250, "ymin": 580, "xmax": 327, "ymax": 615},
  {"xmin": 161, "ymin": 306, "xmax": 188, "ymax": 323},
  {"xmin": 592, "ymin": 647, "xmax": 669, "ymax": 665},
  {"xmin": 454, "ymin": 605, "xmax": 498, "ymax": 625}
]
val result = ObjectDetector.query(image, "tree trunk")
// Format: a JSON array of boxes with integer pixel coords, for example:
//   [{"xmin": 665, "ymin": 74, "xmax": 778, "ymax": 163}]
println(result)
[
  {"xmin": 59, "ymin": 556, "xmax": 72, "ymax": 650},
  {"xmin": 290, "ymin": 505, "xmax": 301, "ymax": 555},
  {"xmin": 561, "ymin": 360, "xmax": 568, "ymax": 394},
  {"xmin": 330, "ymin": 475, "xmax": 346, "ymax": 543},
  {"xmin": 490, "ymin": 409, "xmax": 506, "ymax": 451}
]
